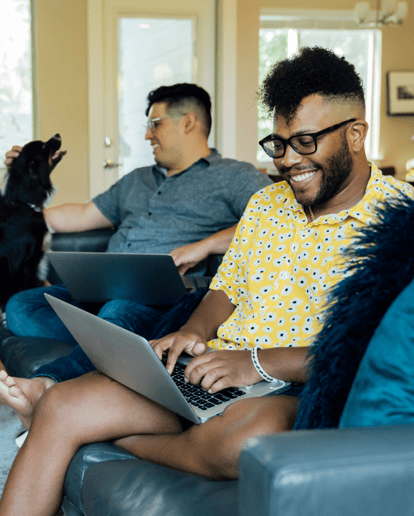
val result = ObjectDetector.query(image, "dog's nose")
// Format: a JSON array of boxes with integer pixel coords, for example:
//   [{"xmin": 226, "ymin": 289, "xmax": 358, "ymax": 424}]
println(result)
[{"xmin": 53, "ymin": 134, "xmax": 61, "ymax": 141}]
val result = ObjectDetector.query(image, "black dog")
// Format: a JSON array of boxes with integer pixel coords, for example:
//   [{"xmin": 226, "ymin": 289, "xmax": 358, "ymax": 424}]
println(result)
[{"xmin": 0, "ymin": 134, "xmax": 66, "ymax": 306}]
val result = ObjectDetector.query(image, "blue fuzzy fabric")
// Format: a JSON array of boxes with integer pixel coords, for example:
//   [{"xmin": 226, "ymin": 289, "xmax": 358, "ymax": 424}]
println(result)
[{"xmin": 294, "ymin": 195, "xmax": 414, "ymax": 430}]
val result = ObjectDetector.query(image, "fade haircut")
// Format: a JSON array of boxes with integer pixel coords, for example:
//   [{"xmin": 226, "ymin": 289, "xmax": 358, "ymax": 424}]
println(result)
[
  {"xmin": 146, "ymin": 83, "xmax": 212, "ymax": 137},
  {"xmin": 260, "ymin": 46, "xmax": 365, "ymax": 125}
]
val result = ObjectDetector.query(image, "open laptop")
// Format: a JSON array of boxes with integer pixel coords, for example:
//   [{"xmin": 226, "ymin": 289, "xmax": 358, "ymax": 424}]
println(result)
[
  {"xmin": 45, "ymin": 294, "xmax": 291, "ymax": 424},
  {"xmin": 47, "ymin": 251, "xmax": 188, "ymax": 306}
]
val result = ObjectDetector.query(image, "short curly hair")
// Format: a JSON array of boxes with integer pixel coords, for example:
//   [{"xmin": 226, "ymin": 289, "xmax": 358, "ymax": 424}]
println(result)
[
  {"xmin": 260, "ymin": 47, "xmax": 365, "ymax": 124},
  {"xmin": 146, "ymin": 83, "xmax": 212, "ymax": 136}
]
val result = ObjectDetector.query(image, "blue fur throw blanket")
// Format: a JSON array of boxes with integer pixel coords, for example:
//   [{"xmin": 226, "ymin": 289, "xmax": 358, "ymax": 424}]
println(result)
[{"xmin": 294, "ymin": 195, "xmax": 414, "ymax": 430}]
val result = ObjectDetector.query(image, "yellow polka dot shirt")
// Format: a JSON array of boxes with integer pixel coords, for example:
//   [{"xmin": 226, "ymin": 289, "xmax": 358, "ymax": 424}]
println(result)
[{"xmin": 208, "ymin": 165, "xmax": 413, "ymax": 350}]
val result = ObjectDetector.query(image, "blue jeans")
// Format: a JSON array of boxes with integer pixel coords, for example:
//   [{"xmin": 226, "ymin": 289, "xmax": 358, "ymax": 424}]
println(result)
[
  {"xmin": 6, "ymin": 285, "xmax": 175, "ymax": 343},
  {"xmin": 5, "ymin": 285, "xmax": 209, "ymax": 382}
]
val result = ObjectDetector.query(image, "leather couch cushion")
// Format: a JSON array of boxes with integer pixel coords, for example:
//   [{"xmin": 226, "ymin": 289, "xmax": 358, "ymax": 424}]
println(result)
[
  {"xmin": 65, "ymin": 443, "xmax": 238, "ymax": 516},
  {"xmin": 0, "ymin": 326, "xmax": 76, "ymax": 378}
]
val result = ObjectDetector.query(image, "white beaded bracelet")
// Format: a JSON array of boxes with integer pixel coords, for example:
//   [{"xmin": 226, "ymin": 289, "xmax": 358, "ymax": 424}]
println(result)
[{"xmin": 251, "ymin": 345, "xmax": 278, "ymax": 383}]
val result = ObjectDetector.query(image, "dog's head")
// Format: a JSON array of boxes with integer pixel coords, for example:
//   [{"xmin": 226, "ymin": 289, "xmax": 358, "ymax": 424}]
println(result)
[{"xmin": 5, "ymin": 134, "xmax": 66, "ymax": 208}]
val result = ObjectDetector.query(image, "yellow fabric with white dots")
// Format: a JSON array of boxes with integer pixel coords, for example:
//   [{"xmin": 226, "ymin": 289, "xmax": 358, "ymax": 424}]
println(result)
[{"xmin": 208, "ymin": 165, "xmax": 413, "ymax": 350}]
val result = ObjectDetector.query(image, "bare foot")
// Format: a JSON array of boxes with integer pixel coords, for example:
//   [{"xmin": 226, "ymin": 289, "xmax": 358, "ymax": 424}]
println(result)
[{"xmin": 0, "ymin": 370, "xmax": 55, "ymax": 429}]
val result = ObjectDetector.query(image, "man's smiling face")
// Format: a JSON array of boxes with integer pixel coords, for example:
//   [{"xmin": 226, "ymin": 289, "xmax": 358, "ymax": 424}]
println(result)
[
  {"xmin": 145, "ymin": 102, "xmax": 184, "ymax": 170},
  {"xmin": 273, "ymin": 94, "xmax": 355, "ymax": 208}
]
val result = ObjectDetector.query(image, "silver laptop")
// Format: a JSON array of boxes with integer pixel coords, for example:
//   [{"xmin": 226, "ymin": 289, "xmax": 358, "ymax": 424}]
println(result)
[
  {"xmin": 45, "ymin": 294, "xmax": 291, "ymax": 424},
  {"xmin": 47, "ymin": 251, "xmax": 188, "ymax": 306}
]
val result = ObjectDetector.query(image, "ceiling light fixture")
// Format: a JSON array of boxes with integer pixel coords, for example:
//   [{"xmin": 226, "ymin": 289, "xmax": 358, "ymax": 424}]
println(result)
[{"xmin": 354, "ymin": 0, "xmax": 408, "ymax": 26}]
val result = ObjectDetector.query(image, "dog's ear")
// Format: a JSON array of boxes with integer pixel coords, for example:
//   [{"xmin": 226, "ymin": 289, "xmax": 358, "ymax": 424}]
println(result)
[{"xmin": 27, "ymin": 160, "xmax": 36, "ymax": 177}]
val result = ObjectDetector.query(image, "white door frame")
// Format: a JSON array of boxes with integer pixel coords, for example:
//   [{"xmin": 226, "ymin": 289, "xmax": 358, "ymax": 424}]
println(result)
[{"xmin": 87, "ymin": 0, "xmax": 106, "ymax": 199}]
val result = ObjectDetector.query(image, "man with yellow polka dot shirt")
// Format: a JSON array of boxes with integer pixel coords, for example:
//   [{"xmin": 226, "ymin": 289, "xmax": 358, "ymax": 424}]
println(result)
[
  {"xmin": 208, "ymin": 164, "xmax": 411, "ymax": 353},
  {"xmin": 146, "ymin": 47, "xmax": 414, "ymax": 478}
]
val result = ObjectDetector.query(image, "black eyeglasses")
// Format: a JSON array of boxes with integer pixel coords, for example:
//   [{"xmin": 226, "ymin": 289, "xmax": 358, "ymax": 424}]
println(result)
[{"xmin": 258, "ymin": 118, "xmax": 356, "ymax": 159}]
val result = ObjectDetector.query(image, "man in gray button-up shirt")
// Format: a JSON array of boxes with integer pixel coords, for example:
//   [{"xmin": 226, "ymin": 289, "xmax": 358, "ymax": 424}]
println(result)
[
  {"xmin": 45, "ymin": 83, "xmax": 271, "ymax": 273},
  {"xmin": 5, "ymin": 83, "xmax": 271, "ymax": 342}
]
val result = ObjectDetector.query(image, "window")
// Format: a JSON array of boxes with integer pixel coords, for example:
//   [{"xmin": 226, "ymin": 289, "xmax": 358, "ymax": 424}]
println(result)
[
  {"xmin": 0, "ymin": 0, "xmax": 34, "ymax": 168},
  {"xmin": 258, "ymin": 10, "xmax": 382, "ymax": 165}
]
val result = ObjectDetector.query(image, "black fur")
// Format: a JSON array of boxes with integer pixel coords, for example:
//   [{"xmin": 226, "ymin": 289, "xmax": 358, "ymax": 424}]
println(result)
[
  {"xmin": 0, "ymin": 134, "xmax": 65, "ymax": 306},
  {"xmin": 294, "ymin": 195, "xmax": 414, "ymax": 430}
]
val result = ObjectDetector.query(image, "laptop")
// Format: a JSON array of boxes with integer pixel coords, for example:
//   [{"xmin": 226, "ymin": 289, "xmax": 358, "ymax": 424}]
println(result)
[
  {"xmin": 45, "ymin": 294, "xmax": 291, "ymax": 424},
  {"xmin": 46, "ymin": 251, "xmax": 188, "ymax": 306}
]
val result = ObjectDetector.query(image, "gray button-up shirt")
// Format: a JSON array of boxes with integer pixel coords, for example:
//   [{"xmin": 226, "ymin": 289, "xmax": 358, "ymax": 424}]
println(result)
[{"xmin": 93, "ymin": 149, "xmax": 272, "ymax": 255}]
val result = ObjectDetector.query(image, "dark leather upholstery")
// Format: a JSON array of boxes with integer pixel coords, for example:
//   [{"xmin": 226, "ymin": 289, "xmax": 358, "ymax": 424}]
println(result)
[
  {"xmin": 0, "ymin": 327, "xmax": 75, "ymax": 378},
  {"xmin": 61, "ymin": 424, "xmax": 414, "ymax": 516},
  {"xmin": 239, "ymin": 425, "xmax": 414, "ymax": 516},
  {"xmin": 62, "ymin": 443, "xmax": 238, "ymax": 516}
]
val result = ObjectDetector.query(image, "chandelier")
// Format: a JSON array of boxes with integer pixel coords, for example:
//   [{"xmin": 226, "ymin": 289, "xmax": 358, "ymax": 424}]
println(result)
[{"xmin": 354, "ymin": 0, "xmax": 408, "ymax": 26}]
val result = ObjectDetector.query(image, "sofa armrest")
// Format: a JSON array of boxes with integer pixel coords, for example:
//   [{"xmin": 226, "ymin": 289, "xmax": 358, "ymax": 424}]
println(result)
[{"xmin": 239, "ymin": 424, "xmax": 414, "ymax": 516}]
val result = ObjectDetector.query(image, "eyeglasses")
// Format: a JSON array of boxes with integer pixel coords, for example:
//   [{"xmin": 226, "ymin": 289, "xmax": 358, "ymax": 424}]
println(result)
[
  {"xmin": 146, "ymin": 117, "xmax": 171, "ymax": 132},
  {"xmin": 146, "ymin": 115, "xmax": 184, "ymax": 132},
  {"xmin": 258, "ymin": 118, "xmax": 356, "ymax": 159}
]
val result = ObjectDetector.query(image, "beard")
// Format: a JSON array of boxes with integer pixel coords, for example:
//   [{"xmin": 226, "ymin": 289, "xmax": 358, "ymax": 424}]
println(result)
[
  {"xmin": 281, "ymin": 134, "xmax": 354, "ymax": 207},
  {"xmin": 311, "ymin": 135, "xmax": 354, "ymax": 206}
]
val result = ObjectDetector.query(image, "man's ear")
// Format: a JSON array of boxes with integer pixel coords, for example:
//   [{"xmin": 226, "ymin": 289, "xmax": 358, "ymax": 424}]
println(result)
[
  {"xmin": 348, "ymin": 120, "xmax": 369, "ymax": 152},
  {"xmin": 183, "ymin": 112, "xmax": 198, "ymax": 134}
]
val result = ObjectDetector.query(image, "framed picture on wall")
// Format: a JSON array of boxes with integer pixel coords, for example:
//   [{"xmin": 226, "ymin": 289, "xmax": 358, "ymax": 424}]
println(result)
[{"xmin": 387, "ymin": 71, "xmax": 414, "ymax": 116}]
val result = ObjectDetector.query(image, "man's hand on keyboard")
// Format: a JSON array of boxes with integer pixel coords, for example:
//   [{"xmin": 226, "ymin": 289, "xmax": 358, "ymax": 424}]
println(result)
[
  {"xmin": 150, "ymin": 330, "xmax": 208, "ymax": 374},
  {"xmin": 182, "ymin": 350, "xmax": 262, "ymax": 394}
]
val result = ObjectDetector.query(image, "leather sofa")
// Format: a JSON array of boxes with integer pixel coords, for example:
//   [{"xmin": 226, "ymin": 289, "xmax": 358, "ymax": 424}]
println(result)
[
  {"xmin": 61, "ymin": 424, "xmax": 414, "ymax": 516},
  {"xmin": 2, "ymin": 229, "xmax": 414, "ymax": 516}
]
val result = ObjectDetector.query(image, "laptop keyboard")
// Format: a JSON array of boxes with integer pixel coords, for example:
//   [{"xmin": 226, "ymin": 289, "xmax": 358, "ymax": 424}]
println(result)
[{"xmin": 163, "ymin": 358, "xmax": 245, "ymax": 411}]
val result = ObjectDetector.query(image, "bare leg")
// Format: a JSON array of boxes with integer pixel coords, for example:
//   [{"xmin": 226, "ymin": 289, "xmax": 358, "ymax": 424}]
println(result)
[
  {"xmin": 0, "ymin": 370, "xmax": 298, "ymax": 515},
  {"xmin": 0, "ymin": 371, "xmax": 182, "ymax": 516},
  {"xmin": 116, "ymin": 394, "xmax": 298, "ymax": 479},
  {"xmin": 0, "ymin": 370, "xmax": 54, "ymax": 428}
]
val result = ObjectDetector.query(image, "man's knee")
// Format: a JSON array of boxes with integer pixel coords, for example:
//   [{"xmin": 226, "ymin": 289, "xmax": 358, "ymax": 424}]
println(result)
[
  {"xmin": 5, "ymin": 285, "xmax": 67, "ymax": 335},
  {"xmin": 31, "ymin": 376, "xmax": 100, "ymax": 441},
  {"xmin": 6, "ymin": 290, "xmax": 30, "ymax": 316},
  {"xmin": 98, "ymin": 299, "xmax": 132, "ymax": 318},
  {"xmin": 97, "ymin": 299, "xmax": 164, "ymax": 336},
  {"xmin": 33, "ymin": 380, "xmax": 75, "ymax": 426},
  {"xmin": 5, "ymin": 289, "xmax": 41, "ymax": 333}
]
